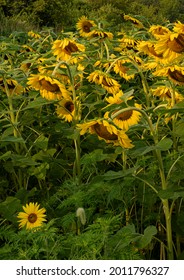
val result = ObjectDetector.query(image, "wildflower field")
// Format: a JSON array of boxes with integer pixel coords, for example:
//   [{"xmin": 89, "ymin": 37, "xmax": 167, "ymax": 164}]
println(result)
[{"xmin": 1, "ymin": 15, "xmax": 184, "ymax": 260}]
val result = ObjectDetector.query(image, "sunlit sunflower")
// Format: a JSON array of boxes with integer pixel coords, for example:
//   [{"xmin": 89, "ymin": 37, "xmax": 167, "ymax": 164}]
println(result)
[
  {"xmin": 154, "ymin": 32, "xmax": 184, "ymax": 62},
  {"xmin": 151, "ymin": 86, "xmax": 184, "ymax": 103},
  {"xmin": 17, "ymin": 202, "xmax": 46, "ymax": 230},
  {"xmin": 27, "ymin": 74, "xmax": 70, "ymax": 100},
  {"xmin": 124, "ymin": 15, "xmax": 144, "ymax": 29},
  {"xmin": 153, "ymin": 65, "xmax": 184, "ymax": 85},
  {"xmin": 77, "ymin": 119, "xmax": 134, "ymax": 148},
  {"xmin": 76, "ymin": 16, "xmax": 96, "ymax": 37},
  {"xmin": 115, "ymin": 36, "xmax": 138, "ymax": 52},
  {"xmin": 105, "ymin": 90, "xmax": 125, "ymax": 104},
  {"xmin": 137, "ymin": 41, "xmax": 163, "ymax": 59},
  {"xmin": 56, "ymin": 98, "xmax": 78, "ymax": 122},
  {"xmin": 104, "ymin": 103, "xmax": 142, "ymax": 131},
  {"xmin": 0, "ymin": 78, "xmax": 24, "ymax": 95},
  {"xmin": 149, "ymin": 25, "xmax": 170, "ymax": 39},
  {"xmin": 89, "ymin": 29, "xmax": 113, "ymax": 40},
  {"xmin": 87, "ymin": 70, "xmax": 120, "ymax": 94},
  {"xmin": 20, "ymin": 44, "xmax": 34, "ymax": 53},
  {"xmin": 173, "ymin": 21, "xmax": 184, "ymax": 34},
  {"xmin": 113, "ymin": 59, "xmax": 135, "ymax": 81},
  {"xmin": 20, "ymin": 62, "xmax": 32, "ymax": 73},
  {"xmin": 52, "ymin": 38, "xmax": 85, "ymax": 61},
  {"xmin": 28, "ymin": 30, "xmax": 41, "ymax": 39}
]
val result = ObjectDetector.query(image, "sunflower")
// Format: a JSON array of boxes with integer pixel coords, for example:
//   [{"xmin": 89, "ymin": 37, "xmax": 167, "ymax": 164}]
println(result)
[
  {"xmin": 87, "ymin": 70, "xmax": 120, "ymax": 94},
  {"xmin": 149, "ymin": 25, "xmax": 170, "ymax": 39},
  {"xmin": 28, "ymin": 30, "xmax": 41, "ymax": 39},
  {"xmin": 115, "ymin": 36, "xmax": 138, "ymax": 52},
  {"xmin": 89, "ymin": 29, "xmax": 113, "ymax": 40},
  {"xmin": 137, "ymin": 41, "xmax": 163, "ymax": 59},
  {"xmin": 56, "ymin": 98, "xmax": 78, "ymax": 122},
  {"xmin": 151, "ymin": 86, "xmax": 184, "ymax": 103},
  {"xmin": 76, "ymin": 16, "xmax": 96, "ymax": 37},
  {"xmin": 20, "ymin": 62, "xmax": 32, "ymax": 73},
  {"xmin": 17, "ymin": 202, "xmax": 46, "ymax": 230},
  {"xmin": 154, "ymin": 33, "xmax": 184, "ymax": 62},
  {"xmin": 173, "ymin": 21, "xmax": 184, "ymax": 34},
  {"xmin": 27, "ymin": 74, "xmax": 70, "ymax": 100},
  {"xmin": 77, "ymin": 119, "xmax": 134, "ymax": 148},
  {"xmin": 105, "ymin": 90, "xmax": 125, "ymax": 104},
  {"xmin": 104, "ymin": 103, "xmax": 142, "ymax": 131},
  {"xmin": 153, "ymin": 65, "xmax": 184, "ymax": 85},
  {"xmin": 124, "ymin": 15, "xmax": 144, "ymax": 29},
  {"xmin": 113, "ymin": 59, "xmax": 135, "ymax": 81},
  {"xmin": 0, "ymin": 78, "xmax": 24, "ymax": 95},
  {"xmin": 52, "ymin": 38, "xmax": 85, "ymax": 61}
]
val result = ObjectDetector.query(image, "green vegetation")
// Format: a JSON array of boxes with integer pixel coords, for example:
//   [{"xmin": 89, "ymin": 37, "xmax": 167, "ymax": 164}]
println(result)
[
  {"xmin": 1, "ymin": 1, "xmax": 184, "ymax": 260},
  {"xmin": 1, "ymin": 0, "xmax": 184, "ymax": 34}
]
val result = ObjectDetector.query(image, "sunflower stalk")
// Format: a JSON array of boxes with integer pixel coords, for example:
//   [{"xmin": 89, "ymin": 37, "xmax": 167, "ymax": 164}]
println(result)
[
  {"xmin": 64, "ymin": 62, "xmax": 81, "ymax": 183},
  {"xmin": 110, "ymin": 106, "xmax": 174, "ymax": 259},
  {"xmin": 4, "ymin": 80, "xmax": 24, "ymax": 190}
]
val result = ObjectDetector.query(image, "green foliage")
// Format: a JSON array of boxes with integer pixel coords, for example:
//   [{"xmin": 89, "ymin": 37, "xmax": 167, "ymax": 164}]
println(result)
[{"xmin": 1, "ymin": 8, "xmax": 184, "ymax": 260}]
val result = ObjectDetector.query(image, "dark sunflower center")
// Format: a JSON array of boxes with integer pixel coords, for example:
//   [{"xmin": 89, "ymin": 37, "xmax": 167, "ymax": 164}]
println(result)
[
  {"xmin": 7, "ymin": 81, "xmax": 16, "ymax": 90},
  {"xmin": 168, "ymin": 69, "xmax": 184, "ymax": 83},
  {"xmin": 28, "ymin": 213, "xmax": 37, "ymax": 223},
  {"xmin": 65, "ymin": 101, "xmax": 74, "ymax": 112},
  {"xmin": 119, "ymin": 64, "xmax": 129, "ymax": 73},
  {"xmin": 40, "ymin": 79, "xmax": 60, "ymax": 92},
  {"xmin": 168, "ymin": 34, "xmax": 184, "ymax": 53},
  {"xmin": 83, "ymin": 22, "xmax": 92, "ymax": 33},
  {"xmin": 115, "ymin": 110, "xmax": 133, "ymax": 121},
  {"xmin": 64, "ymin": 42, "xmax": 79, "ymax": 55},
  {"xmin": 93, "ymin": 123, "xmax": 118, "ymax": 140},
  {"xmin": 165, "ymin": 90, "xmax": 172, "ymax": 98}
]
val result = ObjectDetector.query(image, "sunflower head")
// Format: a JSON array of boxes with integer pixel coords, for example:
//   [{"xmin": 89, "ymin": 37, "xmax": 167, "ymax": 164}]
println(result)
[
  {"xmin": 28, "ymin": 31, "xmax": 41, "ymax": 39},
  {"xmin": 124, "ymin": 15, "xmax": 144, "ymax": 29},
  {"xmin": 153, "ymin": 66, "xmax": 184, "ymax": 85},
  {"xmin": 149, "ymin": 25, "xmax": 170, "ymax": 38},
  {"xmin": 77, "ymin": 119, "xmax": 134, "ymax": 148},
  {"xmin": 27, "ymin": 74, "xmax": 70, "ymax": 100},
  {"xmin": 17, "ymin": 202, "xmax": 46, "ymax": 230},
  {"xmin": 52, "ymin": 38, "xmax": 85, "ymax": 61},
  {"xmin": 76, "ymin": 16, "xmax": 96, "ymax": 37},
  {"xmin": 87, "ymin": 70, "xmax": 120, "ymax": 94},
  {"xmin": 0, "ymin": 78, "xmax": 24, "ymax": 95},
  {"xmin": 56, "ymin": 98, "xmax": 76, "ymax": 122}
]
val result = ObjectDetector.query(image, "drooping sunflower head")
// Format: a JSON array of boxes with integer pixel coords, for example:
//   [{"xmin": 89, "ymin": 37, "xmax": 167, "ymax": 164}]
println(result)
[
  {"xmin": 149, "ymin": 25, "xmax": 170, "ymax": 39},
  {"xmin": 153, "ymin": 65, "xmax": 184, "ymax": 85},
  {"xmin": 154, "ymin": 32, "xmax": 184, "ymax": 62},
  {"xmin": 76, "ymin": 16, "xmax": 96, "ymax": 37},
  {"xmin": 87, "ymin": 70, "xmax": 120, "ymax": 94},
  {"xmin": 116, "ymin": 36, "xmax": 138, "ymax": 52},
  {"xmin": 27, "ymin": 74, "xmax": 70, "ymax": 100},
  {"xmin": 17, "ymin": 202, "xmax": 46, "ymax": 230},
  {"xmin": 88, "ymin": 29, "xmax": 113, "ymax": 40},
  {"xmin": 0, "ymin": 78, "xmax": 24, "ymax": 95},
  {"xmin": 173, "ymin": 21, "xmax": 184, "ymax": 34},
  {"xmin": 52, "ymin": 38, "xmax": 85, "ymax": 61},
  {"xmin": 151, "ymin": 85, "xmax": 184, "ymax": 103},
  {"xmin": 77, "ymin": 119, "xmax": 134, "ymax": 148},
  {"xmin": 56, "ymin": 98, "xmax": 76, "ymax": 122},
  {"xmin": 28, "ymin": 30, "xmax": 41, "ymax": 39},
  {"xmin": 137, "ymin": 41, "xmax": 163, "ymax": 59},
  {"xmin": 105, "ymin": 103, "xmax": 142, "ymax": 131},
  {"xmin": 124, "ymin": 15, "xmax": 144, "ymax": 29},
  {"xmin": 113, "ymin": 59, "xmax": 135, "ymax": 81}
]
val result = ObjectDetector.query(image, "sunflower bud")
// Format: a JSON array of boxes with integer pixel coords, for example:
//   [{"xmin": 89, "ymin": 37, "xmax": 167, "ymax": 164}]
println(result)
[{"xmin": 76, "ymin": 207, "xmax": 86, "ymax": 225}]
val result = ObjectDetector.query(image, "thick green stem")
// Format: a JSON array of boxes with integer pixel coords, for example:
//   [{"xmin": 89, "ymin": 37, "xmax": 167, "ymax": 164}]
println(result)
[{"xmin": 59, "ymin": 62, "xmax": 81, "ymax": 183}]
